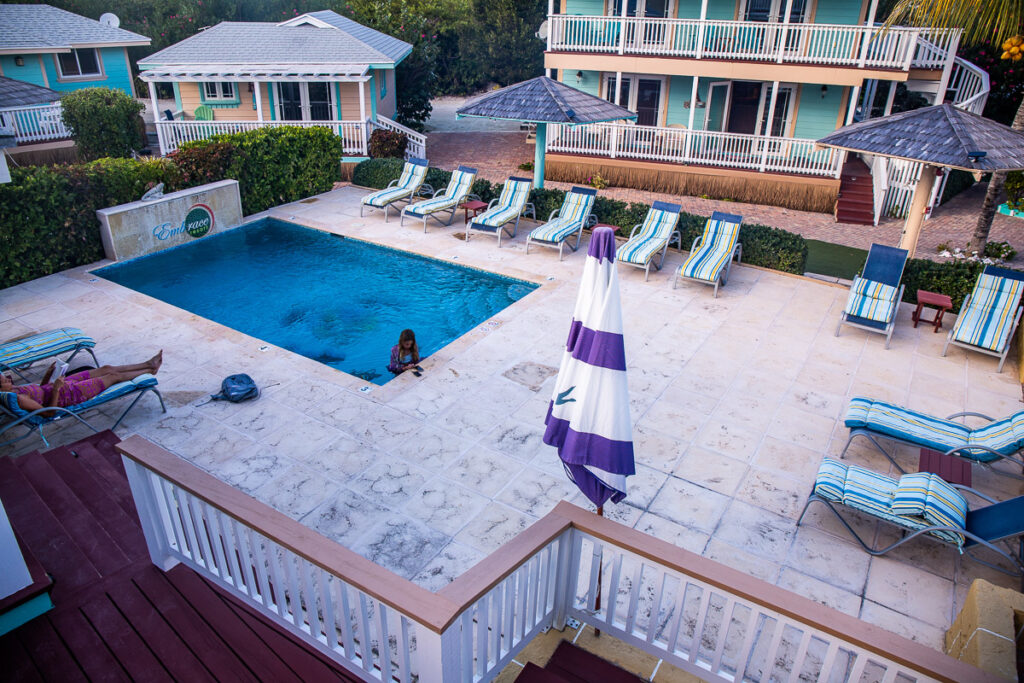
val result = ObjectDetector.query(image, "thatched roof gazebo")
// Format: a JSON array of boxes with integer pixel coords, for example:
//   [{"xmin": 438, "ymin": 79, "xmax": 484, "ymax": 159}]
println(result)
[
  {"xmin": 818, "ymin": 103, "xmax": 1024, "ymax": 257},
  {"xmin": 457, "ymin": 76, "xmax": 635, "ymax": 188}
]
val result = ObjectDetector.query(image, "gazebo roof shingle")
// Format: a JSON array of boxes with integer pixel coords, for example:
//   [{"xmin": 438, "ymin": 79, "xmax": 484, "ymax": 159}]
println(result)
[
  {"xmin": 457, "ymin": 77, "xmax": 635, "ymax": 125},
  {"xmin": 818, "ymin": 103, "xmax": 1024, "ymax": 172}
]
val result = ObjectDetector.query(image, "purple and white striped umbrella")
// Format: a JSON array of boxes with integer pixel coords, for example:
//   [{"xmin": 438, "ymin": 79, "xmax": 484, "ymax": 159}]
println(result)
[{"xmin": 543, "ymin": 227, "xmax": 634, "ymax": 508}]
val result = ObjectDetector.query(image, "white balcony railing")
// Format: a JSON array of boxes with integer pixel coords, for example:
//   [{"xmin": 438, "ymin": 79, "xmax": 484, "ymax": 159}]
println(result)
[
  {"xmin": 373, "ymin": 115, "xmax": 427, "ymax": 159},
  {"xmin": 119, "ymin": 435, "xmax": 985, "ymax": 683},
  {"xmin": 155, "ymin": 119, "xmax": 369, "ymax": 156},
  {"xmin": 547, "ymin": 122, "xmax": 843, "ymax": 177},
  {"xmin": 548, "ymin": 15, "xmax": 959, "ymax": 71},
  {"xmin": 0, "ymin": 103, "xmax": 70, "ymax": 144}
]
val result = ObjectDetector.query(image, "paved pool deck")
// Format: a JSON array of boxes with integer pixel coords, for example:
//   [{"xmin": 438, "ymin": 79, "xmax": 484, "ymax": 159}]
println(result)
[{"xmin": 2, "ymin": 184, "xmax": 1022, "ymax": 653}]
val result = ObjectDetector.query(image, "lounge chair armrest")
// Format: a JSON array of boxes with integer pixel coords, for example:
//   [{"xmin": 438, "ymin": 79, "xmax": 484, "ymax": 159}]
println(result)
[
  {"xmin": 386, "ymin": 179, "xmax": 400, "ymax": 189},
  {"xmin": 669, "ymin": 230, "xmax": 681, "ymax": 248},
  {"xmin": 431, "ymin": 188, "xmax": 445, "ymax": 198},
  {"xmin": 418, "ymin": 183, "xmax": 434, "ymax": 197},
  {"xmin": 548, "ymin": 209, "xmax": 561, "ymax": 221},
  {"xmin": 944, "ymin": 443, "xmax": 1023, "ymax": 467},
  {"xmin": 486, "ymin": 198, "xmax": 500, "ymax": 210},
  {"xmin": 523, "ymin": 203, "xmax": 536, "ymax": 218},
  {"xmin": 945, "ymin": 411, "xmax": 995, "ymax": 423},
  {"xmin": 466, "ymin": 193, "xmax": 481, "ymax": 203},
  {"xmin": 628, "ymin": 224, "xmax": 642, "ymax": 239},
  {"xmin": 585, "ymin": 214, "xmax": 597, "ymax": 228},
  {"xmin": 690, "ymin": 235, "xmax": 702, "ymax": 251},
  {"xmin": 950, "ymin": 483, "xmax": 998, "ymax": 504}
]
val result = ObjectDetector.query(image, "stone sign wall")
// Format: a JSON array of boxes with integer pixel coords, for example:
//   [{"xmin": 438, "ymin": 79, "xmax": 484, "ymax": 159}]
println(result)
[{"xmin": 96, "ymin": 179, "xmax": 243, "ymax": 261}]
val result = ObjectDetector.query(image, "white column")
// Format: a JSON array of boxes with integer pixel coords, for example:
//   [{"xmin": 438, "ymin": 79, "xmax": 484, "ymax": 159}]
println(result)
[
  {"xmin": 845, "ymin": 85, "xmax": 861, "ymax": 124},
  {"xmin": 777, "ymin": 0, "xmax": 795, "ymax": 63},
  {"xmin": 358, "ymin": 80, "xmax": 368, "ymax": 155},
  {"xmin": 147, "ymin": 80, "xmax": 165, "ymax": 156},
  {"xmin": 858, "ymin": 0, "xmax": 880, "ymax": 67},
  {"xmin": 759, "ymin": 81, "xmax": 780, "ymax": 171},
  {"xmin": 884, "ymin": 80, "xmax": 897, "ymax": 116},
  {"xmin": 696, "ymin": 0, "xmax": 709, "ymax": 58},
  {"xmin": 934, "ymin": 31, "xmax": 961, "ymax": 104},
  {"xmin": 547, "ymin": 0, "xmax": 554, "ymax": 54},
  {"xmin": 253, "ymin": 81, "xmax": 264, "ymax": 122},
  {"xmin": 615, "ymin": 72, "xmax": 623, "ymax": 105},
  {"xmin": 686, "ymin": 76, "xmax": 698, "ymax": 160},
  {"xmin": 899, "ymin": 165, "xmax": 937, "ymax": 258},
  {"xmin": 618, "ymin": 0, "xmax": 628, "ymax": 54}
]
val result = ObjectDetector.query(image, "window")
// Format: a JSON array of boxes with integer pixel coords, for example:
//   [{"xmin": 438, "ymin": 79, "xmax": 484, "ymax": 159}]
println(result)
[
  {"xmin": 203, "ymin": 82, "xmax": 236, "ymax": 101},
  {"xmin": 56, "ymin": 48, "xmax": 101, "ymax": 78},
  {"xmin": 379, "ymin": 78, "xmax": 387, "ymax": 99}
]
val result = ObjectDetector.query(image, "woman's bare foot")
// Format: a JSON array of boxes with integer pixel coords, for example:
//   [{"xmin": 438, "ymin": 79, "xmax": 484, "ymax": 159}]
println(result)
[{"xmin": 148, "ymin": 350, "xmax": 163, "ymax": 374}]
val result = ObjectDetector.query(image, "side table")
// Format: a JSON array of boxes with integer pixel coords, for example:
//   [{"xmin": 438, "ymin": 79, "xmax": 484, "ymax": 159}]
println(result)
[
  {"xmin": 592, "ymin": 223, "xmax": 620, "ymax": 235},
  {"xmin": 919, "ymin": 448, "xmax": 972, "ymax": 487},
  {"xmin": 912, "ymin": 289, "xmax": 953, "ymax": 333},
  {"xmin": 459, "ymin": 200, "xmax": 488, "ymax": 225}
]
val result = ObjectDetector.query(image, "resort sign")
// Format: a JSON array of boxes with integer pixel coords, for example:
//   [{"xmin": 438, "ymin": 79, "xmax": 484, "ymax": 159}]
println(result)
[{"xmin": 96, "ymin": 179, "xmax": 243, "ymax": 261}]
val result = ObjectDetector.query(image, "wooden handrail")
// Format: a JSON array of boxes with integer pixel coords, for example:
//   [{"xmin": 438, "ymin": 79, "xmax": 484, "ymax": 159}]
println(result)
[{"xmin": 117, "ymin": 436, "xmax": 1002, "ymax": 682}]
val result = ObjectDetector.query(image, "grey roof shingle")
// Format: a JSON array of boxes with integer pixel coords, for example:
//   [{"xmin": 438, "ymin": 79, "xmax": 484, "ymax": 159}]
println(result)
[
  {"xmin": 457, "ymin": 77, "xmax": 636, "ymax": 125},
  {"xmin": 818, "ymin": 103, "xmax": 1024, "ymax": 172},
  {"xmin": 138, "ymin": 12, "xmax": 411, "ymax": 68},
  {"xmin": 0, "ymin": 75, "xmax": 61, "ymax": 108},
  {"xmin": 0, "ymin": 4, "xmax": 150, "ymax": 51}
]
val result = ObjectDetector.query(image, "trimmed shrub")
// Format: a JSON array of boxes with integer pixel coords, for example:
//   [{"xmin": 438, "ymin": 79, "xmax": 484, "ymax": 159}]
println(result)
[
  {"xmin": 173, "ymin": 141, "xmax": 236, "ymax": 187},
  {"xmin": 368, "ymin": 129, "xmax": 408, "ymax": 159},
  {"xmin": 60, "ymin": 87, "xmax": 145, "ymax": 160},
  {"xmin": 0, "ymin": 158, "xmax": 181, "ymax": 287},
  {"xmin": 902, "ymin": 259, "xmax": 985, "ymax": 310}
]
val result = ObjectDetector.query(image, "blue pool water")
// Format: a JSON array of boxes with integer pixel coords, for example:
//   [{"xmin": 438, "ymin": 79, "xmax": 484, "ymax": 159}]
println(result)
[{"xmin": 95, "ymin": 219, "xmax": 538, "ymax": 384}]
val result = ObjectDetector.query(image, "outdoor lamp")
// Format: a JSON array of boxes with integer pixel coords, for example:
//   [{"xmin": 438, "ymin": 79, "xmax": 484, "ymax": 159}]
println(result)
[
  {"xmin": 821, "ymin": 85, "xmax": 828, "ymax": 98},
  {"xmin": 14, "ymin": 56, "xmax": 24, "ymax": 66},
  {"xmin": 576, "ymin": 70, "xmax": 583, "ymax": 84}
]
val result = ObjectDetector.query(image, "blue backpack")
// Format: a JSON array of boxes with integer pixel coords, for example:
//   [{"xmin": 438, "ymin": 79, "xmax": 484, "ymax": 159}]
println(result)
[{"xmin": 211, "ymin": 374, "xmax": 259, "ymax": 403}]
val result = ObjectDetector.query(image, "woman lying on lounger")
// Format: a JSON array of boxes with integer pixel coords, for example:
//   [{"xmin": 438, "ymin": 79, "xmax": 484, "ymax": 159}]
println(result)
[{"xmin": 0, "ymin": 351, "xmax": 162, "ymax": 417}]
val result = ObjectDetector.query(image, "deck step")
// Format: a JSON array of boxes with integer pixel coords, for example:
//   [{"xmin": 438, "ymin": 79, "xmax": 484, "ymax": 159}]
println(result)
[
  {"xmin": 837, "ymin": 158, "xmax": 876, "ymax": 226},
  {"xmin": 515, "ymin": 640, "xmax": 644, "ymax": 683},
  {"xmin": 0, "ymin": 456, "xmax": 54, "ymax": 632}
]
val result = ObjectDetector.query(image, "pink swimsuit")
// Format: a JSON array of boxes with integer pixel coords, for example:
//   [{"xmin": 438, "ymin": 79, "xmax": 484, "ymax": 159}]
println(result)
[{"xmin": 12, "ymin": 370, "xmax": 106, "ymax": 408}]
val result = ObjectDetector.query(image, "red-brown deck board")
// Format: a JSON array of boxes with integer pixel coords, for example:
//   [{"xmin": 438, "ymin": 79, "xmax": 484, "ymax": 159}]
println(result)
[{"xmin": 0, "ymin": 431, "xmax": 362, "ymax": 682}]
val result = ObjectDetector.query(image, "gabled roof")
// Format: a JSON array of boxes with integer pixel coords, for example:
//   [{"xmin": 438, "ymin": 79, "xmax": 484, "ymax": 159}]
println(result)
[
  {"xmin": 138, "ymin": 11, "xmax": 411, "ymax": 70},
  {"xmin": 0, "ymin": 4, "xmax": 150, "ymax": 54},
  {"xmin": 0, "ymin": 75, "xmax": 61, "ymax": 108}
]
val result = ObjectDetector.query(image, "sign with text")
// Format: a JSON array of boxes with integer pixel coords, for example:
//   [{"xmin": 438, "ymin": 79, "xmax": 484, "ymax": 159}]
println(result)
[{"xmin": 97, "ymin": 180, "xmax": 242, "ymax": 261}]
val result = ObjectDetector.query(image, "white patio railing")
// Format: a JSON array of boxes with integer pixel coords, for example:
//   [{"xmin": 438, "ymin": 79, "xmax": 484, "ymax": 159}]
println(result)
[
  {"xmin": 372, "ymin": 115, "xmax": 427, "ymax": 159},
  {"xmin": 118, "ymin": 435, "xmax": 984, "ymax": 683},
  {"xmin": 0, "ymin": 103, "xmax": 70, "ymax": 143},
  {"xmin": 155, "ymin": 119, "xmax": 369, "ymax": 156},
  {"xmin": 547, "ymin": 122, "xmax": 842, "ymax": 177},
  {"xmin": 548, "ymin": 15, "xmax": 958, "ymax": 71}
]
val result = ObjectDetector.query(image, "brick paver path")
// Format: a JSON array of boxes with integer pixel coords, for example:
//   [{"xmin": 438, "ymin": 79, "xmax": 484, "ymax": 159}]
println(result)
[{"xmin": 426, "ymin": 130, "xmax": 1024, "ymax": 264}]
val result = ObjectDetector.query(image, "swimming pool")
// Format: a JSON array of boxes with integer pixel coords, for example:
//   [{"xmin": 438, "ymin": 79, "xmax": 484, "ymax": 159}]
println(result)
[{"xmin": 95, "ymin": 219, "xmax": 538, "ymax": 384}]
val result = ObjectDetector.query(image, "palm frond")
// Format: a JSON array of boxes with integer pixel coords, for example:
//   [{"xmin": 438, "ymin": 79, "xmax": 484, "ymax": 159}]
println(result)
[{"xmin": 886, "ymin": 0, "xmax": 1024, "ymax": 46}]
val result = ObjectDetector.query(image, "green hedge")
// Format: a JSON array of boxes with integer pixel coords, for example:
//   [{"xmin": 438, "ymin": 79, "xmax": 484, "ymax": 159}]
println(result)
[
  {"xmin": 60, "ymin": 87, "xmax": 145, "ymax": 161},
  {"xmin": 0, "ymin": 158, "xmax": 182, "ymax": 288},
  {"xmin": 901, "ymin": 259, "xmax": 985, "ymax": 310}
]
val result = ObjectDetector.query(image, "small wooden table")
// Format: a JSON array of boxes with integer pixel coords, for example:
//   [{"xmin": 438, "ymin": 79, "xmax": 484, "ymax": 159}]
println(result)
[
  {"xmin": 919, "ymin": 448, "xmax": 972, "ymax": 487},
  {"xmin": 912, "ymin": 289, "xmax": 953, "ymax": 333},
  {"xmin": 459, "ymin": 200, "xmax": 488, "ymax": 225},
  {"xmin": 592, "ymin": 223, "xmax": 620, "ymax": 235}
]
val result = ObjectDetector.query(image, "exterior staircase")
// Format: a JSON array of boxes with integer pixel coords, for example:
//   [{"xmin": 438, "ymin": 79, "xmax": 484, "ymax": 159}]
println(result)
[
  {"xmin": 836, "ymin": 157, "xmax": 875, "ymax": 225},
  {"xmin": 516, "ymin": 640, "xmax": 644, "ymax": 682}
]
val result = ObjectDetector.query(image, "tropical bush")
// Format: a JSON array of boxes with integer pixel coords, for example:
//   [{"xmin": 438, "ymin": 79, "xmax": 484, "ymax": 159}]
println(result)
[
  {"xmin": 60, "ymin": 87, "xmax": 146, "ymax": 160},
  {"xmin": 368, "ymin": 129, "xmax": 409, "ymax": 159},
  {"xmin": 901, "ymin": 259, "xmax": 985, "ymax": 310}
]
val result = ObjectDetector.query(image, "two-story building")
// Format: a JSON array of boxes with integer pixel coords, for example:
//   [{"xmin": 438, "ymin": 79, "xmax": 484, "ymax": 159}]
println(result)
[
  {"xmin": 542, "ymin": 0, "xmax": 988, "ymax": 223},
  {"xmin": 0, "ymin": 4, "xmax": 150, "ymax": 147},
  {"xmin": 137, "ymin": 10, "xmax": 425, "ymax": 160}
]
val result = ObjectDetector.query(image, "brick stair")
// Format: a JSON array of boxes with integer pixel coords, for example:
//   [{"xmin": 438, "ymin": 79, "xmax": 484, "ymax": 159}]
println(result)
[{"xmin": 836, "ymin": 157, "xmax": 876, "ymax": 226}]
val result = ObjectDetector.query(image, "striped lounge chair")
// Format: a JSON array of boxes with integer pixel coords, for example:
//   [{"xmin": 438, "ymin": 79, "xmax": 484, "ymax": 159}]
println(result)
[
  {"xmin": 618, "ymin": 201, "xmax": 682, "ymax": 281},
  {"xmin": 673, "ymin": 211, "xmax": 743, "ymax": 297},
  {"xmin": 525, "ymin": 186, "xmax": 597, "ymax": 260},
  {"xmin": 798, "ymin": 457, "xmax": 1024, "ymax": 576},
  {"xmin": 1, "ymin": 374, "xmax": 165, "ymax": 449},
  {"xmin": 942, "ymin": 265, "xmax": 1024, "ymax": 372},
  {"xmin": 401, "ymin": 166, "xmax": 478, "ymax": 232},
  {"xmin": 360, "ymin": 157, "xmax": 430, "ymax": 222},
  {"xmin": 835, "ymin": 244, "xmax": 908, "ymax": 349},
  {"xmin": 841, "ymin": 396, "xmax": 1024, "ymax": 479},
  {"xmin": 0, "ymin": 327, "xmax": 98, "ymax": 381},
  {"xmin": 465, "ymin": 176, "xmax": 535, "ymax": 247}
]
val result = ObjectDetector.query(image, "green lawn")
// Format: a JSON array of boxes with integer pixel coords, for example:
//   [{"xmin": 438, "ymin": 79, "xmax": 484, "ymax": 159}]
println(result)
[{"xmin": 805, "ymin": 239, "xmax": 868, "ymax": 279}]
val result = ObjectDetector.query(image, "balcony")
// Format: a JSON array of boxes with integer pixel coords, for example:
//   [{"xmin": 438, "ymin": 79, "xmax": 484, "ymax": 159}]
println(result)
[
  {"xmin": 547, "ymin": 15, "xmax": 959, "ymax": 72},
  {"xmin": 0, "ymin": 103, "xmax": 71, "ymax": 144},
  {"xmin": 547, "ymin": 122, "xmax": 843, "ymax": 178}
]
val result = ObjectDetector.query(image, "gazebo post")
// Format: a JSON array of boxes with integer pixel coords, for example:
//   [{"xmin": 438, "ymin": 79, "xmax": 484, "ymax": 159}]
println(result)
[
  {"xmin": 898, "ymin": 164, "xmax": 937, "ymax": 258},
  {"xmin": 534, "ymin": 122, "xmax": 547, "ymax": 189}
]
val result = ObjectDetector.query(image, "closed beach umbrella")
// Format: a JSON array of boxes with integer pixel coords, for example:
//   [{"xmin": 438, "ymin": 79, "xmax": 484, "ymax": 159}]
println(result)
[{"xmin": 543, "ymin": 227, "xmax": 634, "ymax": 509}]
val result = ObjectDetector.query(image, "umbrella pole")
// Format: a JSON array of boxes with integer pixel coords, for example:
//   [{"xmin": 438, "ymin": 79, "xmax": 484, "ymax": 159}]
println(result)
[
  {"xmin": 594, "ymin": 505, "xmax": 603, "ymax": 637},
  {"xmin": 897, "ymin": 165, "xmax": 937, "ymax": 259},
  {"xmin": 534, "ymin": 122, "xmax": 547, "ymax": 190}
]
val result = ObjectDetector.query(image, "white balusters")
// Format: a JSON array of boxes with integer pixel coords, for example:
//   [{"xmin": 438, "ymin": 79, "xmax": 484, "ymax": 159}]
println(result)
[
  {"xmin": 0, "ymin": 103, "xmax": 70, "ymax": 143},
  {"xmin": 154, "ymin": 119, "xmax": 369, "ymax": 155}
]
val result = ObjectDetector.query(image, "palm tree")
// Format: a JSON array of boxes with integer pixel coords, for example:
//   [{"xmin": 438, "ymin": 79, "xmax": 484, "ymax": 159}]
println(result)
[{"xmin": 887, "ymin": 0, "xmax": 1023, "ymax": 253}]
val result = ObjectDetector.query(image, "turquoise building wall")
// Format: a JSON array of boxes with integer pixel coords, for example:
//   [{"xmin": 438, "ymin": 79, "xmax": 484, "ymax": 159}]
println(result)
[
  {"xmin": 792, "ymin": 84, "xmax": 845, "ymax": 138},
  {"xmin": 564, "ymin": 0, "xmax": 605, "ymax": 14},
  {"xmin": 0, "ymin": 55, "xmax": 48, "ymax": 88},
  {"xmin": 40, "ymin": 47, "xmax": 135, "ymax": 95},
  {"xmin": 813, "ymin": 0, "xmax": 862, "ymax": 24},
  {"xmin": 574, "ymin": 70, "xmax": 602, "ymax": 97}
]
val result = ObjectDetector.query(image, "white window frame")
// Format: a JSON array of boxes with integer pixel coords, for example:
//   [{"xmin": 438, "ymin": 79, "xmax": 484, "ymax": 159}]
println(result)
[
  {"xmin": 272, "ymin": 82, "xmax": 337, "ymax": 121},
  {"xmin": 756, "ymin": 82, "xmax": 796, "ymax": 137},
  {"xmin": 55, "ymin": 48, "xmax": 103, "ymax": 80},
  {"xmin": 602, "ymin": 73, "xmax": 667, "ymax": 126},
  {"xmin": 203, "ymin": 82, "xmax": 236, "ymax": 101},
  {"xmin": 739, "ymin": 0, "xmax": 808, "ymax": 23}
]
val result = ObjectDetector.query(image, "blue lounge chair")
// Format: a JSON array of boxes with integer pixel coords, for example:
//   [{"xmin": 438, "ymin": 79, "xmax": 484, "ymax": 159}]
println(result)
[
  {"xmin": 835, "ymin": 243, "xmax": 908, "ymax": 349},
  {"xmin": 360, "ymin": 157, "xmax": 430, "ymax": 222},
  {"xmin": 674, "ymin": 212, "xmax": 743, "ymax": 297},
  {"xmin": 943, "ymin": 265, "xmax": 1024, "ymax": 372},
  {"xmin": 525, "ymin": 187, "xmax": 597, "ymax": 260},
  {"xmin": 1, "ymin": 374, "xmax": 166, "ymax": 448},
  {"xmin": 841, "ymin": 397, "xmax": 1024, "ymax": 480},
  {"xmin": 401, "ymin": 166, "xmax": 478, "ymax": 232},
  {"xmin": 618, "ymin": 201, "xmax": 682, "ymax": 281},
  {"xmin": 465, "ymin": 176, "xmax": 535, "ymax": 247},
  {"xmin": 798, "ymin": 457, "xmax": 1024, "ymax": 576},
  {"xmin": 0, "ymin": 328, "xmax": 98, "ymax": 381}
]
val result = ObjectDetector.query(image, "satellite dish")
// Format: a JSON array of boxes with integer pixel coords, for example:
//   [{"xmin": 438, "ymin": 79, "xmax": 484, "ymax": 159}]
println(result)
[
  {"xmin": 141, "ymin": 183, "xmax": 165, "ymax": 201},
  {"xmin": 99, "ymin": 12, "xmax": 120, "ymax": 28},
  {"xmin": 536, "ymin": 20, "xmax": 549, "ymax": 40}
]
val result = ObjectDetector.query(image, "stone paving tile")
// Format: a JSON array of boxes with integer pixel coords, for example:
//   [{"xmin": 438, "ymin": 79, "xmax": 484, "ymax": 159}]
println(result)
[{"xmin": 4, "ymin": 183, "xmax": 1023, "ymax": 656}]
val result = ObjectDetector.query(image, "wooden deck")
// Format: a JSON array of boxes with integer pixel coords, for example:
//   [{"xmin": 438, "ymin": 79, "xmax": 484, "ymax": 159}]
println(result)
[{"xmin": 0, "ymin": 431, "xmax": 361, "ymax": 682}]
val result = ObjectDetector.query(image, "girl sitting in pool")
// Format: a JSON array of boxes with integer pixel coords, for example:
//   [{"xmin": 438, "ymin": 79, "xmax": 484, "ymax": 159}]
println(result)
[
  {"xmin": 387, "ymin": 330, "xmax": 422, "ymax": 376},
  {"xmin": 1, "ymin": 351, "xmax": 163, "ymax": 417}
]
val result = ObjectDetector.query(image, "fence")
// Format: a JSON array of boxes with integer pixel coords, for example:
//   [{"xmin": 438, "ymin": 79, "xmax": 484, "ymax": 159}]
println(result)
[
  {"xmin": 0, "ymin": 103, "xmax": 70, "ymax": 143},
  {"xmin": 155, "ymin": 119, "xmax": 368, "ymax": 155},
  {"xmin": 118, "ymin": 435, "xmax": 991, "ymax": 683},
  {"xmin": 373, "ymin": 115, "xmax": 427, "ymax": 159}
]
